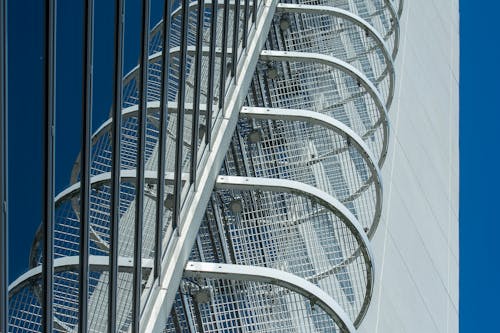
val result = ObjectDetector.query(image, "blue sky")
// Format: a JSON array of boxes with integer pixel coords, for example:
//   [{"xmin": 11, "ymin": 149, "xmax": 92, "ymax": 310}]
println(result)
[
  {"xmin": 4, "ymin": 0, "xmax": 500, "ymax": 331},
  {"xmin": 459, "ymin": 1, "xmax": 500, "ymax": 331}
]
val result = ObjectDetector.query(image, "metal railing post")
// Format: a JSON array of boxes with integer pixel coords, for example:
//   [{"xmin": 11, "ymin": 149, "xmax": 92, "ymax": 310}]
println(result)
[
  {"xmin": 173, "ymin": 0, "xmax": 190, "ymax": 232},
  {"xmin": 78, "ymin": 0, "xmax": 94, "ymax": 331},
  {"xmin": 109, "ymin": 0, "xmax": 125, "ymax": 331},
  {"xmin": 42, "ymin": 0, "xmax": 56, "ymax": 331},
  {"xmin": 205, "ymin": 0, "xmax": 218, "ymax": 147},
  {"xmin": 155, "ymin": 0, "xmax": 173, "ymax": 283},
  {"xmin": 132, "ymin": 0, "xmax": 150, "ymax": 330},
  {"xmin": 190, "ymin": 0, "xmax": 205, "ymax": 187}
]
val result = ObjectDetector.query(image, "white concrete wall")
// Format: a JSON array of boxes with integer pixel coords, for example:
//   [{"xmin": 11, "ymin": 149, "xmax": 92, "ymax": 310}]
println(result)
[{"xmin": 359, "ymin": 1, "xmax": 459, "ymax": 332}]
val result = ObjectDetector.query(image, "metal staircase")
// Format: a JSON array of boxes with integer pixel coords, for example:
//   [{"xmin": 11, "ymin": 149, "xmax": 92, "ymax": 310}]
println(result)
[{"xmin": 7, "ymin": 0, "xmax": 402, "ymax": 332}]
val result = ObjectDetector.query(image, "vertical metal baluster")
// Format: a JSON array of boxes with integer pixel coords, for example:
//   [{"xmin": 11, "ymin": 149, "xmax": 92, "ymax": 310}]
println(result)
[
  {"xmin": 42, "ymin": 0, "xmax": 56, "ymax": 332},
  {"xmin": 252, "ymin": 0, "xmax": 257, "ymax": 23},
  {"xmin": 79, "ymin": 0, "xmax": 93, "ymax": 331},
  {"xmin": 231, "ymin": 0, "xmax": 240, "ymax": 77},
  {"xmin": 242, "ymin": 0, "xmax": 249, "ymax": 49},
  {"xmin": 109, "ymin": 0, "xmax": 124, "ymax": 331},
  {"xmin": 218, "ymin": 1, "xmax": 229, "ymax": 112},
  {"xmin": 173, "ymin": 0, "xmax": 189, "ymax": 231},
  {"xmin": 190, "ymin": 0, "xmax": 205, "ymax": 187},
  {"xmin": 155, "ymin": 0, "xmax": 172, "ymax": 282},
  {"xmin": 0, "ymin": 0, "xmax": 8, "ymax": 331},
  {"xmin": 133, "ymin": 0, "xmax": 150, "ymax": 330},
  {"xmin": 205, "ymin": 0, "xmax": 217, "ymax": 147}
]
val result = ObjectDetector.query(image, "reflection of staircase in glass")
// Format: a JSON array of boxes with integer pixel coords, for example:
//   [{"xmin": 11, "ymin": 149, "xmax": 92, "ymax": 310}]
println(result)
[{"xmin": 7, "ymin": 0, "xmax": 402, "ymax": 332}]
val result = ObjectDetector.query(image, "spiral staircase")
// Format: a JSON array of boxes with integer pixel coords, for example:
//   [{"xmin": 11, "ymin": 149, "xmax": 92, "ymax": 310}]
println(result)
[{"xmin": 7, "ymin": 0, "xmax": 402, "ymax": 332}]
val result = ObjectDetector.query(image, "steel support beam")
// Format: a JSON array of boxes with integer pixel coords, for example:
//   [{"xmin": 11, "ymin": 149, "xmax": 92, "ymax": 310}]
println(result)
[{"xmin": 139, "ymin": 3, "xmax": 278, "ymax": 331}]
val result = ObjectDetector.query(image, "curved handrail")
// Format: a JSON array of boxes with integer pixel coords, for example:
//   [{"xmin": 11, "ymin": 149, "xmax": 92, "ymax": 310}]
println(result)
[
  {"xmin": 29, "ymin": 170, "xmax": 188, "ymax": 268},
  {"xmin": 9, "ymin": 255, "xmax": 153, "ymax": 296},
  {"xmin": 240, "ymin": 106, "xmax": 383, "ymax": 238},
  {"xmin": 215, "ymin": 175, "xmax": 374, "ymax": 326},
  {"xmin": 259, "ymin": 49, "xmax": 390, "ymax": 167},
  {"xmin": 185, "ymin": 261, "xmax": 357, "ymax": 333},
  {"xmin": 69, "ymin": 101, "xmax": 208, "ymax": 186},
  {"xmin": 275, "ymin": 3, "xmax": 396, "ymax": 106}
]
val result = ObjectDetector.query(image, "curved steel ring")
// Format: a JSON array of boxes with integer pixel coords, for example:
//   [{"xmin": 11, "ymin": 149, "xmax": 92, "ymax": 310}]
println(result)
[
  {"xmin": 185, "ymin": 261, "xmax": 357, "ymax": 333},
  {"xmin": 378, "ymin": 0, "xmax": 401, "ymax": 57},
  {"xmin": 29, "ymin": 170, "xmax": 187, "ymax": 267},
  {"xmin": 69, "ymin": 101, "xmax": 208, "ymax": 185},
  {"xmin": 396, "ymin": 0, "xmax": 404, "ymax": 17},
  {"xmin": 240, "ymin": 106, "xmax": 383, "ymax": 238},
  {"xmin": 275, "ymin": 3, "xmax": 396, "ymax": 108},
  {"xmin": 150, "ymin": 0, "xmax": 400, "ymax": 57},
  {"xmin": 122, "ymin": 46, "xmax": 228, "ymax": 87},
  {"xmin": 152, "ymin": 2, "xmax": 397, "ymax": 108},
  {"xmin": 259, "ymin": 49, "xmax": 390, "ymax": 167},
  {"xmin": 214, "ymin": 175, "xmax": 374, "ymax": 327},
  {"xmin": 9, "ymin": 256, "xmax": 153, "ymax": 331},
  {"xmin": 285, "ymin": 0, "xmax": 400, "ymax": 58},
  {"xmin": 9, "ymin": 255, "xmax": 153, "ymax": 296}
]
